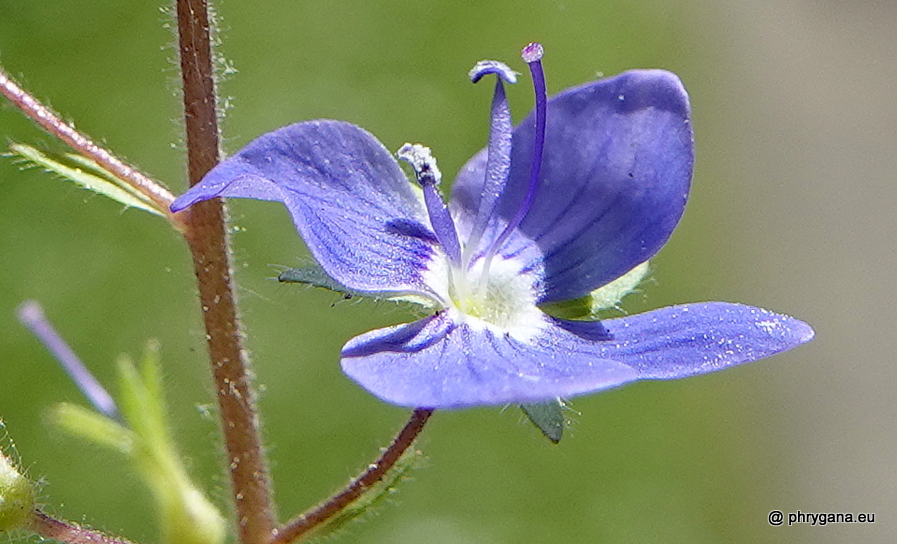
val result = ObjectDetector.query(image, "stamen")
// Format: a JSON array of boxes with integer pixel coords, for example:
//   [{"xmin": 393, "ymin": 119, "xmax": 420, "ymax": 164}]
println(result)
[
  {"xmin": 468, "ymin": 60, "xmax": 518, "ymax": 85},
  {"xmin": 464, "ymin": 60, "xmax": 516, "ymax": 268},
  {"xmin": 478, "ymin": 43, "xmax": 548, "ymax": 290},
  {"xmin": 17, "ymin": 300, "xmax": 120, "ymax": 420},
  {"xmin": 397, "ymin": 143, "xmax": 462, "ymax": 265}
]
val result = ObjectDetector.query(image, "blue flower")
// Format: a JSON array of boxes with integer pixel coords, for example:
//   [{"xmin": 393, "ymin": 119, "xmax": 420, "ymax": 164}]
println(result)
[{"xmin": 171, "ymin": 43, "xmax": 813, "ymax": 409}]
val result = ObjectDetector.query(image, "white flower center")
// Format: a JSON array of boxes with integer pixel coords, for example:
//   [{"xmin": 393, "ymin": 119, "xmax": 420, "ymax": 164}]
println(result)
[{"xmin": 423, "ymin": 250, "xmax": 545, "ymax": 341}]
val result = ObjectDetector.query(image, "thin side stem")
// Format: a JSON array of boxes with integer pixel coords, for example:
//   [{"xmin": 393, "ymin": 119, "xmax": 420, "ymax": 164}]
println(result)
[
  {"xmin": 29, "ymin": 510, "xmax": 137, "ymax": 544},
  {"xmin": 0, "ymin": 67, "xmax": 179, "ymax": 225},
  {"xmin": 272, "ymin": 409, "xmax": 434, "ymax": 544},
  {"xmin": 174, "ymin": 2, "xmax": 276, "ymax": 544}
]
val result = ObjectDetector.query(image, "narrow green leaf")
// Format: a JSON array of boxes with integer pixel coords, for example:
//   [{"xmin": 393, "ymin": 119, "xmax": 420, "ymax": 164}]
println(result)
[
  {"xmin": 49, "ymin": 402, "xmax": 134, "ymax": 454},
  {"xmin": 521, "ymin": 400, "xmax": 565, "ymax": 444},
  {"xmin": 116, "ymin": 343, "xmax": 226, "ymax": 544},
  {"xmin": 117, "ymin": 353, "xmax": 153, "ymax": 443},
  {"xmin": 65, "ymin": 153, "xmax": 128, "ymax": 180},
  {"xmin": 9, "ymin": 143, "xmax": 164, "ymax": 216},
  {"xmin": 47, "ymin": 343, "xmax": 225, "ymax": 544}
]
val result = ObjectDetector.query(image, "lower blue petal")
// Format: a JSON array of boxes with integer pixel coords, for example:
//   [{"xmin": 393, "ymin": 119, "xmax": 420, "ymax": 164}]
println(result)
[
  {"xmin": 340, "ymin": 302, "xmax": 813, "ymax": 409},
  {"xmin": 600, "ymin": 302, "xmax": 815, "ymax": 379},
  {"xmin": 341, "ymin": 313, "xmax": 638, "ymax": 409}
]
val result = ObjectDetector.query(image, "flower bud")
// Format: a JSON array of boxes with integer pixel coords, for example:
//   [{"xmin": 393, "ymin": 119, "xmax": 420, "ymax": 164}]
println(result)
[{"xmin": 0, "ymin": 450, "xmax": 35, "ymax": 531}]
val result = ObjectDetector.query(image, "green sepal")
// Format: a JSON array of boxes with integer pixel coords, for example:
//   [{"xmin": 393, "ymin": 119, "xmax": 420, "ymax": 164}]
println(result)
[
  {"xmin": 521, "ymin": 400, "xmax": 566, "ymax": 444},
  {"xmin": 538, "ymin": 296, "xmax": 593, "ymax": 321},
  {"xmin": 540, "ymin": 261, "xmax": 650, "ymax": 321},
  {"xmin": 9, "ymin": 143, "xmax": 165, "ymax": 216},
  {"xmin": 279, "ymin": 264, "xmax": 436, "ymax": 308},
  {"xmin": 278, "ymin": 265, "xmax": 371, "ymax": 300}
]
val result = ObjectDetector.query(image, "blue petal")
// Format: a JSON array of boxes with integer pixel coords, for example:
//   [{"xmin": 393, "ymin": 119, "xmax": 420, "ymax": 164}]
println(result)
[
  {"xmin": 340, "ymin": 302, "xmax": 813, "ymax": 409},
  {"xmin": 171, "ymin": 120, "xmax": 438, "ymax": 295},
  {"xmin": 452, "ymin": 70, "xmax": 694, "ymax": 303},
  {"xmin": 340, "ymin": 313, "xmax": 639, "ymax": 409},
  {"xmin": 600, "ymin": 302, "xmax": 815, "ymax": 379}
]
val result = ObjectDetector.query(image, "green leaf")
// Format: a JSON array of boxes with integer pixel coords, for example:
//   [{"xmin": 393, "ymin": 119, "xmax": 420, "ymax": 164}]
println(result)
[
  {"xmin": 51, "ymin": 341, "xmax": 226, "ymax": 544},
  {"xmin": 521, "ymin": 400, "xmax": 566, "ymax": 444},
  {"xmin": 116, "ymin": 342, "xmax": 226, "ymax": 544},
  {"xmin": 48, "ymin": 403, "xmax": 133, "ymax": 454},
  {"xmin": 9, "ymin": 143, "xmax": 164, "ymax": 216}
]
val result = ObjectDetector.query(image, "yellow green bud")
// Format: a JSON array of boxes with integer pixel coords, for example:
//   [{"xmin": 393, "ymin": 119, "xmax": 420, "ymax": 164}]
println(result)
[{"xmin": 0, "ymin": 450, "xmax": 35, "ymax": 531}]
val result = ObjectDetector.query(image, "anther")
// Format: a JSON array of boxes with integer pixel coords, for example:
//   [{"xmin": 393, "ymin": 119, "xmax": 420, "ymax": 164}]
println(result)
[
  {"xmin": 396, "ymin": 143, "xmax": 442, "ymax": 187},
  {"xmin": 397, "ymin": 143, "xmax": 462, "ymax": 265},
  {"xmin": 469, "ymin": 60, "xmax": 518, "ymax": 85}
]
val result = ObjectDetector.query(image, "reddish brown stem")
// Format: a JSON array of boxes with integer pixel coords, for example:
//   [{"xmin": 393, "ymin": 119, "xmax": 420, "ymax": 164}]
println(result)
[
  {"xmin": 272, "ymin": 409, "xmax": 434, "ymax": 544},
  {"xmin": 29, "ymin": 510, "xmax": 137, "ymax": 544},
  {"xmin": 0, "ymin": 67, "xmax": 178, "ymax": 224},
  {"xmin": 174, "ymin": 1, "xmax": 275, "ymax": 544}
]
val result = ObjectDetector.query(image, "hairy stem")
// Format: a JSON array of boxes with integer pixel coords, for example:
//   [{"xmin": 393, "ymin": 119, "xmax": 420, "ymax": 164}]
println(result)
[
  {"xmin": 174, "ymin": 1, "xmax": 275, "ymax": 543},
  {"xmin": 272, "ymin": 409, "xmax": 434, "ymax": 544},
  {"xmin": 0, "ymin": 67, "xmax": 178, "ymax": 224},
  {"xmin": 29, "ymin": 510, "xmax": 137, "ymax": 544}
]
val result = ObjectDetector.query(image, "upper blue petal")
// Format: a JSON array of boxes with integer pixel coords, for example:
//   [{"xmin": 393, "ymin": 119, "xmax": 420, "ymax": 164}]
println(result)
[
  {"xmin": 171, "ymin": 120, "xmax": 437, "ymax": 295},
  {"xmin": 340, "ymin": 302, "xmax": 812, "ymax": 409},
  {"xmin": 452, "ymin": 70, "xmax": 694, "ymax": 303}
]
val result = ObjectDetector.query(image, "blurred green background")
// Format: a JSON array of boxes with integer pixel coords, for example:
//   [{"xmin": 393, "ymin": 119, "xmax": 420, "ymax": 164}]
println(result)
[{"xmin": 1, "ymin": 1, "xmax": 893, "ymax": 543}]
